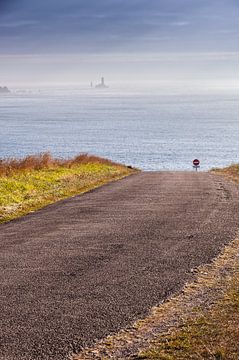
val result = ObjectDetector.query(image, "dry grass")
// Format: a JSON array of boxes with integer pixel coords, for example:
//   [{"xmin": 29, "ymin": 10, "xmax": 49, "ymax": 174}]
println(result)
[
  {"xmin": 0, "ymin": 153, "xmax": 136, "ymax": 223},
  {"xmin": 212, "ymin": 164, "xmax": 239, "ymax": 185},
  {"xmin": 0, "ymin": 152, "xmax": 118, "ymax": 177}
]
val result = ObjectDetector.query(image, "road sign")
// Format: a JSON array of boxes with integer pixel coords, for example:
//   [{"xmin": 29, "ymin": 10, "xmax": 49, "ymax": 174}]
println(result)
[
  {"xmin": 193, "ymin": 159, "xmax": 200, "ymax": 171},
  {"xmin": 193, "ymin": 159, "xmax": 200, "ymax": 166}
]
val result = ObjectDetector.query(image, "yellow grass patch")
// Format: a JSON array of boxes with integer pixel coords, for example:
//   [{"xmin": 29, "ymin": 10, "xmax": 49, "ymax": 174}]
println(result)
[{"xmin": 0, "ymin": 153, "xmax": 136, "ymax": 223}]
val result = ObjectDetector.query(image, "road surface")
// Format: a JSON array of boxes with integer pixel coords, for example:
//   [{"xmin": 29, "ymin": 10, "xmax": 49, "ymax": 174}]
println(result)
[{"xmin": 0, "ymin": 172, "xmax": 238, "ymax": 360}]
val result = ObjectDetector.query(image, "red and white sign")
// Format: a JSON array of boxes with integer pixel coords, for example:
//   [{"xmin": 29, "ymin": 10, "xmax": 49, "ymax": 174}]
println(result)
[{"xmin": 193, "ymin": 159, "xmax": 200, "ymax": 167}]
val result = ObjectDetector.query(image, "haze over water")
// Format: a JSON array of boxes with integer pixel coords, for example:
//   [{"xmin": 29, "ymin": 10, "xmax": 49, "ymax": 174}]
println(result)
[{"xmin": 0, "ymin": 84, "xmax": 238, "ymax": 171}]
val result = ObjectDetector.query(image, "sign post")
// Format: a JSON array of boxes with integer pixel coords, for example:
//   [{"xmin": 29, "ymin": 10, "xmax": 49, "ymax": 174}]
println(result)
[{"xmin": 193, "ymin": 159, "xmax": 200, "ymax": 172}]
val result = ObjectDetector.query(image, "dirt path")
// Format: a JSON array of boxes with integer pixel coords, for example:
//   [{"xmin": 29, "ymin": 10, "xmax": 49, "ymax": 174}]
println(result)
[{"xmin": 0, "ymin": 172, "xmax": 238, "ymax": 360}]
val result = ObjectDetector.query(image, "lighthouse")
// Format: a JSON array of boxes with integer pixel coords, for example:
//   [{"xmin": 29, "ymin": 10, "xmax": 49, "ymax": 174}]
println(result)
[{"xmin": 95, "ymin": 77, "xmax": 108, "ymax": 89}]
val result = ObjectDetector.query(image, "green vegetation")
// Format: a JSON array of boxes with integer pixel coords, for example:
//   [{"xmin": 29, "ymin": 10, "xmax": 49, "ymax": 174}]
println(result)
[{"xmin": 0, "ymin": 153, "xmax": 135, "ymax": 223}]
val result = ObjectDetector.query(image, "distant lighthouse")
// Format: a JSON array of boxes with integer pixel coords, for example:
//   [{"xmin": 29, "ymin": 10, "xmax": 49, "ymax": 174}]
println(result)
[{"xmin": 95, "ymin": 77, "xmax": 108, "ymax": 89}]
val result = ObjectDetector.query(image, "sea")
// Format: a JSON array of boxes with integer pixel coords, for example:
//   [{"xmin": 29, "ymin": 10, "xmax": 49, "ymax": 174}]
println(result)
[{"xmin": 0, "ymin": 84, "xmax": 239, "ymax": 171}]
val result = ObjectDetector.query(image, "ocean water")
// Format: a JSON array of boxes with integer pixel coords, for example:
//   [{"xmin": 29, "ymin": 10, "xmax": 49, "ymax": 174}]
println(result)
[{"xmin": 0, "ymin": 85, "xmax": 239, "ymax": 171}]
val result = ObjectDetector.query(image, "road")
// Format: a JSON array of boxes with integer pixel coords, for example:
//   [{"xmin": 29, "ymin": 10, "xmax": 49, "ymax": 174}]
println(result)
[{"xmin": 0, "ymin": 172, "xmax": 238, "ymax": 360}]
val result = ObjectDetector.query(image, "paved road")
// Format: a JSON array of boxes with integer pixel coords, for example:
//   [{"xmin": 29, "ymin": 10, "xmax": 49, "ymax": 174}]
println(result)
[{"xmin": 0, "ymin": 172, "xmax": 239, "ymax": 360}]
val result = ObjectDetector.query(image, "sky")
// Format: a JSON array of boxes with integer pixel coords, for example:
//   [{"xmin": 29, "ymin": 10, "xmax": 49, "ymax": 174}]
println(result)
[{"xmin": 1, "ymin": 0, "xmax": 239, "ymax": 85}]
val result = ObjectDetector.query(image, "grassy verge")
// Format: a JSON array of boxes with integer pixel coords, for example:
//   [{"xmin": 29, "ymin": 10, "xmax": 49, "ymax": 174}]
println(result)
[
  {"xmin": 138, "ymin": 239, "xmax": 239, "ymax": 360},
  {"xmin": 75, "ymin": 238, "xmax": 239, "ymax": 360},
  {"xmin": 212, "ymin": 164, "xmax": 239, "ymax": 184},
  {"xmin": 75, "ymin": 164, "xmax": 239, "ymax": 360},
  {"xmin": 0, "ymin": 153, "xmax": 135, "ymax": 224}
]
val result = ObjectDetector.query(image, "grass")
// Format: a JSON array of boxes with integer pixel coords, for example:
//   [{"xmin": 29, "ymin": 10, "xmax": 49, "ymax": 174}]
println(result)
[
  {"xmin": 76, "ymin": 237, "xmax": 239, "ymax": 360},
  {"xmin": 138, "ymin": 269, "xmax": 239, "ymax": 360},
  {"xmin": 211, "ymin": 163, "xmax": 239, "ymax": 184},
  {"xmin": 75, "ymin": 163, "xmax": 239, "ymax": 360},
  {"xmin": 0, "ymin": 153, "xmax": 135, "ymax": 223}
]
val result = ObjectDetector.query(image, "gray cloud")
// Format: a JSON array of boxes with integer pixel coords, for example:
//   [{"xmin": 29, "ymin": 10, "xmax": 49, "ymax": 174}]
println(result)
[
  {"xmin": 0, "ymin": 0, "xmax": 238, "ymax": 54},
  {"xmin": 1, "ymin": 0, "xmax": 239, "ymax": 84}
]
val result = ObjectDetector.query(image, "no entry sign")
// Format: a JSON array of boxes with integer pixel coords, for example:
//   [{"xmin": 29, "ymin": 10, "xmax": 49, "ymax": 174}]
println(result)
[
  {"xmin": 193, "ymin": 159, "xmax": 200, "ymax": 171},
  {"xmin": 193, "ymin": 159, "xmax": 200, "ymax": 166}
]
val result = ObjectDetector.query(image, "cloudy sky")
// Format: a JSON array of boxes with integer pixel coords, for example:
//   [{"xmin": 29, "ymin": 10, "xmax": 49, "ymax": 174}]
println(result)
[{"xmin": 1, "ymin": 0, "xmax": 239, "ymax": 84}]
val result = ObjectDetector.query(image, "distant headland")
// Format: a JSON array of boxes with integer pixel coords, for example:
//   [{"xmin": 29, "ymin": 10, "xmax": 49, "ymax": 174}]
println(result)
[
  {"xmin": 0, "ymin": 86, "xmax": 10, "ymax": 93},
  {"xmin": 95, "ymin": 77, "xmax": 108, "ymax": 89}
]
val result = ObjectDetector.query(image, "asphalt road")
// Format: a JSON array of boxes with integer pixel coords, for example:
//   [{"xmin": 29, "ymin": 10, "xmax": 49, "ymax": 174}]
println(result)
[{"xmin": 0, "ymin": 172, "xmax": 238, "ymax": 360}]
